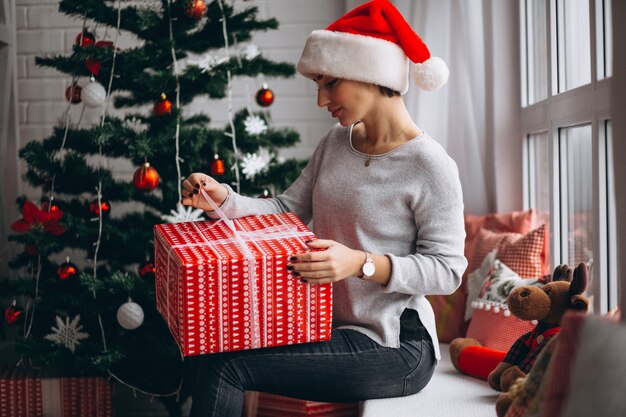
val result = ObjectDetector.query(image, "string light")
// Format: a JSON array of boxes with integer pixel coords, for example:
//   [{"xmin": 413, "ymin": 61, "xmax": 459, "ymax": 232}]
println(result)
[
  {"xmin": 167, "ymin": 0, "xmax": 184, "ymax": 202},
  {"xmin": 217, "ymin": 0, "xmax": 242, "ymax": 193}
]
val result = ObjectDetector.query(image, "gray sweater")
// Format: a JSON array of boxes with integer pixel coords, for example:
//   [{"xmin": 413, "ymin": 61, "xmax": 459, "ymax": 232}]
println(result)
[{"xmin": 213, "ymin": 123, "xmax": 467, "ymax": 360}]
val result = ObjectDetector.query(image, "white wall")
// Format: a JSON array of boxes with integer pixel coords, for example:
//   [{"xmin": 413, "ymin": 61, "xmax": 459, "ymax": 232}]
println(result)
[{"xmin": 14, "ymin": 0, "xmax": 341, "ymax": 204}]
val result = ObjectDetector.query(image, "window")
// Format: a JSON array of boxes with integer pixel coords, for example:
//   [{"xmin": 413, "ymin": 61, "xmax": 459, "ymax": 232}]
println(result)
[{"xmin": 520, "ymin": 0, "xmax": 615, "ymax": 313}]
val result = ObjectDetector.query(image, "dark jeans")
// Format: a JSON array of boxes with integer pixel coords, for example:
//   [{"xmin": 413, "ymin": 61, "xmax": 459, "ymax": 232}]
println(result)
[{"xmin": 187, "ymin": 309, "xmax": 436, "ymax": 417}]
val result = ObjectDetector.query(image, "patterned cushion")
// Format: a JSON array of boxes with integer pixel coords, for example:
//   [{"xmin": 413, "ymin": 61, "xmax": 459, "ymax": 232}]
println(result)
[
  {"xmin": 465, "ymin": 309, "xmax": 536, "ymax": 352},
  {"xmin": 466, "ymin": 256, "xmax": 547, "ymax": 321},
  {"xmin": 429, "ymin": 210, "xmax": 538, "ymax": 342},
  {"xmin": 470, "ymin": 224, "xmax": 549, "ymax": 278},
  {"xmin": 465, "ymin": 258, "xmax": 548, "ymax": 352}
]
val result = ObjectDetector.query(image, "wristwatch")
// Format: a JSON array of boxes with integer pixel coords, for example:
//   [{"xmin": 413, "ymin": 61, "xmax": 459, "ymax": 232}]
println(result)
[{"xmin": 359, "ymin": 251, "xmax": 376, "ymax": 280}]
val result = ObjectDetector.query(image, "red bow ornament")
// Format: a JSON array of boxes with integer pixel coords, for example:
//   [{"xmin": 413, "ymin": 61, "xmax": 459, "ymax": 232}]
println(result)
[{"xmin": 11, "ymin": 200, "xmax": 67, "ymax": 236}]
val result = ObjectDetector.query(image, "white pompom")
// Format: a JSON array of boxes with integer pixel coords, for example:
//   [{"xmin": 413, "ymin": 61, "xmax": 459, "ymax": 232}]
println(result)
[
  {"xmin": 503, "ymin": 309, "xmax": 511, "ymax": 317},
  {"xmin": 81, "ymin": 80, "xmax": 107, "ymax": 108},
  {"xmin": 117, "ymin": 298, "xmax": 144, "ymax": 330},
  {"xmin": 531, "ymin": 320, "xmax": 539, "ymax": 326},
  {"xmin": 477, "ymin": 301, "xmax": 485, "ymax": 310},
  {"xmin": 484, "ymin": 304, "xmax": 492, "ymax": 311},
  {"xmin": 412, "ymin": 56, "xmax": 449, "ymax": 92},
  {"xmin": 493, "ymin": 306, "xmax": 501, "ymax": 314},
  {"xmin": 471, "ymin": 300, "xmax": 479, "ymax": 309}
]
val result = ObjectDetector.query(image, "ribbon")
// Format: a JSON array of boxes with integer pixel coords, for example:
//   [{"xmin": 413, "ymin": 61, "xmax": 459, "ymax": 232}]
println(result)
[{"xmin": 163, "ymin": 187, "xmax": 310, "ymax": 352}]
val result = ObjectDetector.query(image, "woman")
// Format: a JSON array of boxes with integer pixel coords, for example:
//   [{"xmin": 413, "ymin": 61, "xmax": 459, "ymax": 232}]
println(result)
[{"xmin": 182, "ymin": 1, "xmax": 466, "ymax": 416}]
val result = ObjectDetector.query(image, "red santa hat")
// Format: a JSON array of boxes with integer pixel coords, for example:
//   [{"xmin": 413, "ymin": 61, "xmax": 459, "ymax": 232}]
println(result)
[{"xmin": 297, "ymin": 0, "xmax": 448, "ymax": 94}]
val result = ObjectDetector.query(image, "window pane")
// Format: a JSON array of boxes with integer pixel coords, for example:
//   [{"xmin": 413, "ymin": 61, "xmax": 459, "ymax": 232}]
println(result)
[
  {"xmin": 596, "ymin": 0, "xmax": 612, "ymax": 79},
  {"xmin": 557, "ymin": 0, "xmax": 591, "ymax": 91},
  {"xmin": 606, "ymin": 121, "xmax": 617, "ymax": 308},
  {"xmin": 526, "ymin": 0, "xmax": 548, "ymax": 104},
  {"xmin": 561, "ymin": 125, "xmax": 593, "ymax": 267},
  {"xmin": 527, "ymin": 132, "xmax": 551, "ymax": 224}
]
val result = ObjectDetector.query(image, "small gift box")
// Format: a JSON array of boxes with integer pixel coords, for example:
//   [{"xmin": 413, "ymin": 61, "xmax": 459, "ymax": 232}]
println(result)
[
  {"xmin": 154, "ymin": 212, "xmax": 333, "ymax": 357},
  {"xmin": 256, "ymin": 392, "xmax": 359, "ymax": 417},
  {"xmin": 0, "ymin": 365, "xmax": 112, "ymax": 417}
]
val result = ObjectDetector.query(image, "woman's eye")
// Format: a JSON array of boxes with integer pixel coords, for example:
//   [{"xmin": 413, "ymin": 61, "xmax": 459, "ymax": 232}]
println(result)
[{"xmin": 325, "ymin": 79, "xmax": 337, "ymax": 88}]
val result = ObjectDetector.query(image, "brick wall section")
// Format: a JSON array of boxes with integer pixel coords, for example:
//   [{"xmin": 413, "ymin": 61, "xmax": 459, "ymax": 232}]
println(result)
[{"xmin": 16, "ymin": 0, "xmax": 343, "ymax": 202}]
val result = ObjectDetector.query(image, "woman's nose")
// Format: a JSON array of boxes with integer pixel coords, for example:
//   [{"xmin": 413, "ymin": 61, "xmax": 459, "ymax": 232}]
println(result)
[{"xmin": 317, "ymin": 88, "xmax": 330, "ymax": 108}]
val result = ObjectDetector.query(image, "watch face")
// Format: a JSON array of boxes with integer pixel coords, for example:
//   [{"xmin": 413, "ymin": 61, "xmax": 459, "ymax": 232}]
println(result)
[{"xmin": 362, "ymin": 262, "xmax": 376, "ymax": 277}]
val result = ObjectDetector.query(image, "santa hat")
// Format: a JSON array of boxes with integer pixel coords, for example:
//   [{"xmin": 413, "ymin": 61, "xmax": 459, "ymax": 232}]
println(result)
[{"xmin": 297, "ymin": 0, "xmax": 448, "ymax": 94}]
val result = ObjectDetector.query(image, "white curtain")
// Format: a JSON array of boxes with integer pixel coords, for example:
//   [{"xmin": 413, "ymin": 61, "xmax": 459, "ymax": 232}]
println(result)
[{"xmin": 395, "ymin": 0, "xmax": 493, "ymax": 215}]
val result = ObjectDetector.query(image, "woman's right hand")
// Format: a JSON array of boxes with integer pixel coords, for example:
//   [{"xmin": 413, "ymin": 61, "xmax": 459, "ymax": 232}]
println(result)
[{"xmin": 181, "ymin": 172, "xmax": 229, "ymax": 212}]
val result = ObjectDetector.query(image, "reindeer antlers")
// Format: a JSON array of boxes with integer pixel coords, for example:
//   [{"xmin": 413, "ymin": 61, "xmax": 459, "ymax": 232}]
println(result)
[
  {"xmin": 553, "ymin": 264, "xmax": 573, "ymax": 282},
  {"xmin": 568, "ymin": 263, "xmax": 588, "ymax": 296}
]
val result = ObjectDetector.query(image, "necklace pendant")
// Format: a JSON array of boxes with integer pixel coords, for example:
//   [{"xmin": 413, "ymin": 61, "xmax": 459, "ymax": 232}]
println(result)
[{"xmin": 364, "ymin": 158, "xmax": 371, "ymax": 167}]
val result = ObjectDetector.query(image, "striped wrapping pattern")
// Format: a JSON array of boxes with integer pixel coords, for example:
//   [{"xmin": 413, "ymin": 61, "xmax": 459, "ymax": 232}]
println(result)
[
  {"xmin": 154, "ymin": 213, "xmax": 333, "ymax": 357},
  {"xmin": 0, "ymin": 365, "xmax": 112, "ymax": 417}
]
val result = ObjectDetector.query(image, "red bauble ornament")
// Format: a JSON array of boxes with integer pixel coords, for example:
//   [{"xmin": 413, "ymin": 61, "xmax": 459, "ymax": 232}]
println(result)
[
  {"xmin": 85, "ymin": 57, "xmax": 102, "ymax": 76},
  {"xmin": 138, "ymin": 261, "xmax": 156, "ymax": 279},
  {"xmin": 153, "ymin": 93, "xmax": 173, "ymax": 116},
  {"xmin": 41, "ymin": 199, "xmax": 61, "ymax": 214},
  {"xmin": 75, "ymin": 30, "xmax": 95, "ymax": 47},
  {"xmin": 89, "ymin": 199, "xmax": 111, "ymax": 217},
  {"xmin": 255, "ymin": 83, "xmax": 274, "ymax": 107},
  {"xmin": 133, "ymin": 163, "xmax": 160, "ymax": 192},
  {"xmin": 4, "ymin": 301, "xmax": 22, "ymax": 325},
  {"xmin": 210, "ymin": 154, "xmax": 225, "ymax": 176},
  {"xmin": 57, "ymin": 259, "xmax": 78, "ymax": 280},
  {"xmin": 186, "ymin": 0, "xmax": 207, "ymax": 19},
  {"xmin": 65, "ymin": 83, "xmax": 82, "ymax": 104}
]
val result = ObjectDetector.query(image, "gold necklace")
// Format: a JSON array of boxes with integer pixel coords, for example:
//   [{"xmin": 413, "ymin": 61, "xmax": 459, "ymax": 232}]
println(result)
[{"xmin": 364, "ymin": 121, "xmax": 413, "ymax": 167}]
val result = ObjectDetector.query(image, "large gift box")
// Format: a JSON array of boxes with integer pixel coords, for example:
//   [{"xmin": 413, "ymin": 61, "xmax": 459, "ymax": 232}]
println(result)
[
  {"xmin": 0, "ymin": 365, "xmax": 112, "ymax": 417},
  {"xmin": 154, "ymin": 212, "xmax": 333, "ymax": 357}
]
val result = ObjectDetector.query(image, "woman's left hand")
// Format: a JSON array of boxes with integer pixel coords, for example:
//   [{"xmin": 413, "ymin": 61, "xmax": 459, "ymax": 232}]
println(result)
[{"xmin": 288, "ymin": 239, "xmax": 364, "ymax": 284}]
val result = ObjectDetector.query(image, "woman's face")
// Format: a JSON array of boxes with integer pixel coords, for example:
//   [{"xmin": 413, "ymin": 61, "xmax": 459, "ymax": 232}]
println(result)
[{"xmin": 314, "ymin": 75, "xmax": 376, "ymax": 126}]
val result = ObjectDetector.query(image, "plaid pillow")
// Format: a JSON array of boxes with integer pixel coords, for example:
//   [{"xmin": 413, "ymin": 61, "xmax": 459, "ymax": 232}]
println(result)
[{"xmin": 470, "ymin": 224, "xmax": 548, "ymax": 279}]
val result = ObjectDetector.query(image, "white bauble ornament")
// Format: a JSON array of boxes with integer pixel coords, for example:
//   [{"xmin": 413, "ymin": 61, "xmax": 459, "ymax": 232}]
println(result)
[
  {"xmin": 117, "ymin": 298, "xmax": 144, "ymax": 330},
  {"xmin": 81, "ymin": 80, "xmax": 107, "ymax": 108}
]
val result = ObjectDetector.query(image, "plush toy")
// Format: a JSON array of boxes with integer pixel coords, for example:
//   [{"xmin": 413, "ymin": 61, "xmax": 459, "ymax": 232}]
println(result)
[{"xmin": 450, "ymin": 263, "xmax": 590, "ymax": 394}]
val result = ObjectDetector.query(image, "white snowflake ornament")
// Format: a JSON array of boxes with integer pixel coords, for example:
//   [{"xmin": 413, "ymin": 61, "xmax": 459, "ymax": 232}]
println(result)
[
  {"xmin": 188, "ymin": 54, "xmax": 229, "ymax": 73},
  {"xmin": 241, "ymin": 148, "xmax": 272, "ymax": 180},
  {"xmin": 162, "ymin": 203, "xmax": 205, "ymax": 223},
  {"xmin": 241, "ymin": 44, "xmax": 260, "ymax": 60},
  {"xmin": 243, "ymin": 114, "xmax": 268, "ymax": 136},
  {"xmin": 44, "ymin": 315, "xmax": 89, "ymax": 353}
]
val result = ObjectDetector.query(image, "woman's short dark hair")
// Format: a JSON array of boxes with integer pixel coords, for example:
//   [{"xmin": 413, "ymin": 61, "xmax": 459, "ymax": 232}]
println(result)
[{"xmin": 379, "ymin": 85, "xmax": 401, "ymax": 97}]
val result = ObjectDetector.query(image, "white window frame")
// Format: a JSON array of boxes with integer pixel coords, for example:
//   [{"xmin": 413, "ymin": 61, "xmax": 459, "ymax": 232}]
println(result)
[{"xmin": 520, "ymin": 0, "xmax": 614, "ymax": 313}]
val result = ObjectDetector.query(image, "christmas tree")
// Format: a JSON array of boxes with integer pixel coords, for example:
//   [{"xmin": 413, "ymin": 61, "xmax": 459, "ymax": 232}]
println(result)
[{"xmin": 1, "ymin": 0, "xmax": 303, "ymax": 414}]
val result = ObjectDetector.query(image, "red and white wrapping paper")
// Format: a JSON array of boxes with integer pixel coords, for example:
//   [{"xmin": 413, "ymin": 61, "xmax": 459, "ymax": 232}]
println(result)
[
  {"xmin": 255, "ymin": 392, "xmax": 359, "ymax": 417},
  {"xmin": 154, "ymin": 212, "xmax": 333, "ymax": 357},
  {"xmin": 0, "ymin": 365, "xmax": 112, "ymax": 417}
]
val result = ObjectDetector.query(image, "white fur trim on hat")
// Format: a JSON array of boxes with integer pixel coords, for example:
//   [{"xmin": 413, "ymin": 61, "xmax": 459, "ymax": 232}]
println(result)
[
  {"xmin": 412, "ymin": 57, "xmax": 449, "ymax": 92},
  {"xmin": 297, "ymin": 30, "xmax": 410, "ymax": 94}
]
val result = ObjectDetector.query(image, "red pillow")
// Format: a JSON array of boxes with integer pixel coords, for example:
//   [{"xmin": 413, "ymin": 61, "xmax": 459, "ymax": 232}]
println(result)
[
  {"xmin": 471, "ymin": 224, "xmax": 549, "ymax": 278},
  {"xmin": 465, "ymin": 309, "xmax": 536, "ymax": 352},
  {"xmin": 428, "ymin": 209, "xmax": 537, "ymax": 342}
]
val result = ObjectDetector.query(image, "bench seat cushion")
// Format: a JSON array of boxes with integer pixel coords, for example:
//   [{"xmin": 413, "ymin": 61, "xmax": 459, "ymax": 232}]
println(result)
[{"xmin": 360, "ymin": 344, "xmax": 497, "ymax": 417}]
